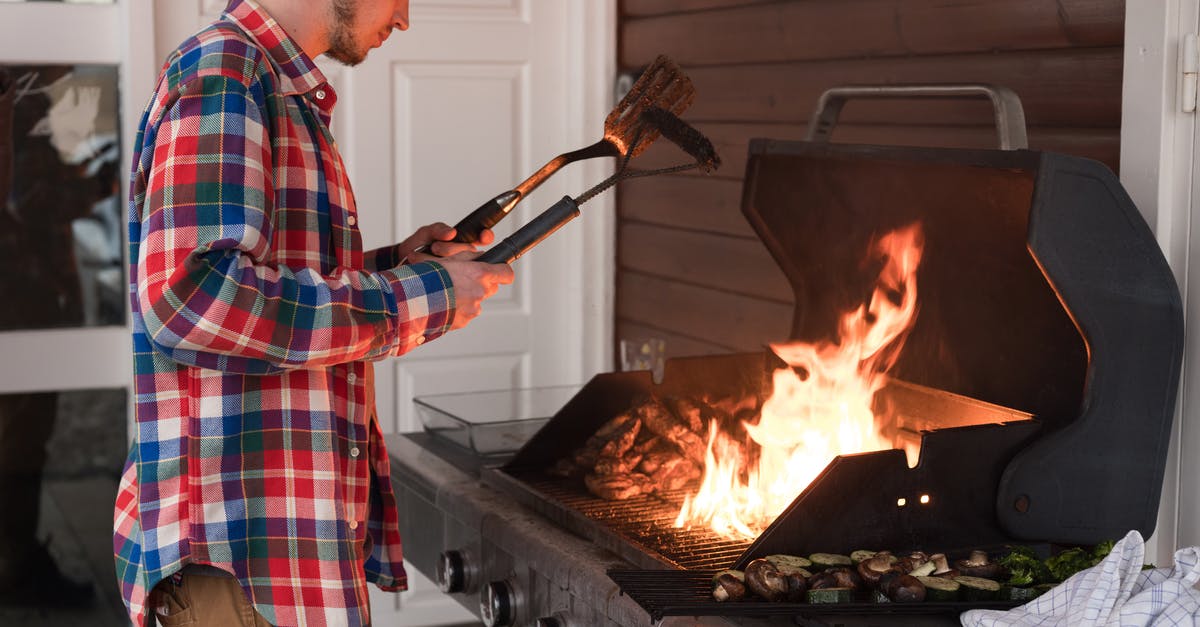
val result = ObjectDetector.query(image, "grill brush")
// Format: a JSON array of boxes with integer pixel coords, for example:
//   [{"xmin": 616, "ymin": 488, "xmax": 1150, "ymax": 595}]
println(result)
[{"xmin": 478, "ymin": 107, "xmax": 719, "ymax": 265}]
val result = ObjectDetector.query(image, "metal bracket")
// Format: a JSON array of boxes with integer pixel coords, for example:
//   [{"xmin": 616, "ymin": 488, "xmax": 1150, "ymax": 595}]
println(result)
[
  {"xmin": 806, "ymin": 84, "xmax": 1030, "ymax": 150},
  {"xmin": 1183, "ymin": 33, "xmax": 1198, "ymax": 113}
]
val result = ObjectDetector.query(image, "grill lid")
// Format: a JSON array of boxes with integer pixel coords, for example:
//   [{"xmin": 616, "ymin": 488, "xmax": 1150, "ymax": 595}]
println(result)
[{"xmin": 741, "ymin": 139, "xmax": 1183, "ymax": 544}]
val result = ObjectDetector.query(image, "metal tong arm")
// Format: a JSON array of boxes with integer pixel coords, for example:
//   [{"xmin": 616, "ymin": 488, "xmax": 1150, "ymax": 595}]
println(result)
[
  {"xmin": 806, "ymin": 84, "xmax": 1028, "ymax": 150},
  {"xmin": 450, "ymin": 140, "xmax": 617, "ymax": 245},
  {"xmin": 477, "ymin": 196, "xmax": 580, "ymax": 265}
]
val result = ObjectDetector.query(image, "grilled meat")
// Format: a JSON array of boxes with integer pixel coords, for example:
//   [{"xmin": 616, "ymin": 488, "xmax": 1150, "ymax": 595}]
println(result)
[
  {"xmin": 584, "ymin": 471, "xmax": 652, "ymax": 500},
  {"xmin": 637, "ymin": 397, "xmax": 706, "ymax": 464},
  {"xmin": 554, "ymin": 394, "xmax": 738, "ymax": 500}
]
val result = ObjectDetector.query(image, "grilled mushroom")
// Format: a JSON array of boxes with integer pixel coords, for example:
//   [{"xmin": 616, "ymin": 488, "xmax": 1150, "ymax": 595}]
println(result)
[
  {"xmin": 808, "ymin": 566, "xmax": 862, "ymax": 592},
  {"xmin": 956, "ymin": 550, "xmax": 1002, "ymax": 579},
  {"xmin": 897, "ymin": 551, "xmax": 930, "ymax": 574},
  {"xmin": 744, "ymin": 558, "xmax": 789, "ymax": 601},
  {"xmin": 857, "ymin": 553, "xmax": 899, "ymax": 587},
  {"xmin": 929, "ymin": 553, "xmax": 959, "ymax": 578},
  {"xmin": 712, "ymin": 570, "xmax": 746, "ymax": 602},
  {"xmin": 883, "ymin": 574, "xmax": 927, "ymax": 603}
]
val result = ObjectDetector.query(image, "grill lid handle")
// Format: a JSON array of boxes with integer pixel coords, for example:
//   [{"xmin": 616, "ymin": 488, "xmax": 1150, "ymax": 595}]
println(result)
[{"xmin": 806, "ymin": 84, "xmax": 1029, "ymax": 150}]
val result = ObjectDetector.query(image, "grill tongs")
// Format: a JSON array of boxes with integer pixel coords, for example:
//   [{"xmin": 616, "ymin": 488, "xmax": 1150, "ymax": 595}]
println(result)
[
  {"xmin": 417, "ymin": 56, "xmax": 694, "ymax": 257},
  {"xmin": 479, "ymin": 107, "xmax": 720, "ymax": 264}
]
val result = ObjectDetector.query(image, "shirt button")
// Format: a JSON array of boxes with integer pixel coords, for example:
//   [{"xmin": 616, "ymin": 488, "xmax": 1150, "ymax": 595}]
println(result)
[
  {"xmin": 350, "ymin": 447, "xmax": 360, "ymax": 458},
  {"xmin": 315, "ymin": 89, "xmax": 327, "ymax": 100},
  {"xmin": 349, "ymin": 520, "xmax": 358, "ymax": 530},
  {"xmin": 347, "ymin": 373, "xmax": 357, "ymax": 383},
  {"xmin": 347, "ymin": 215, "xmax": 357, "ymax": 226},
  {"xmin": 415, "ymin": 336, "xmax": 426, "ymax": 345}
]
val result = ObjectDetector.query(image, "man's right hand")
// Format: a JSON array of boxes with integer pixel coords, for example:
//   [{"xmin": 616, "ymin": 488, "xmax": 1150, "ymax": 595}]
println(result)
[{"xmin": 433, "ymin": 253, "xmax": 514, "ymax": 330}]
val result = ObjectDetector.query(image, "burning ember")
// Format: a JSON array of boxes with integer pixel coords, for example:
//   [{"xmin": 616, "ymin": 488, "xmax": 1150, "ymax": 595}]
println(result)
[{"xmin": 675, "ymin": 224, "xmax": 926, "ymax": 540}]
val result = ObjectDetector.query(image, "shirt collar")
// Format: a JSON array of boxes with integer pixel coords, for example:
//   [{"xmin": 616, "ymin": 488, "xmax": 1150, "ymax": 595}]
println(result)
[{"xmin": 222, "ymin": 0, "xmax": 329, "ymax": 99}]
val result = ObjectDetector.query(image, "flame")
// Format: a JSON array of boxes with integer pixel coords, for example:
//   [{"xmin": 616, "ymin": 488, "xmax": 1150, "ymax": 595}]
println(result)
[{"xmin": 675, "ymin": 224, "xmax": 925, "ymax": 540}]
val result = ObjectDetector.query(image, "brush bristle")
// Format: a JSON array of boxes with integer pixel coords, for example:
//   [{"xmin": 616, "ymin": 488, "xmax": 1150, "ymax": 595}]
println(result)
[{"xmin": 639, "ymin": 106, "xmax": 721, "ymax": 173}]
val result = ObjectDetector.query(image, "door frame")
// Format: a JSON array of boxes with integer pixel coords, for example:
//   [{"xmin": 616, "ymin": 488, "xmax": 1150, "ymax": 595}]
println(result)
[
  {"xmin": 1120, "ymin": 0, "xmax": 1199, "ymax": 563},
  {"xmin": 0, "ymin": 0, "xmax": 155, "ymax": 411}
]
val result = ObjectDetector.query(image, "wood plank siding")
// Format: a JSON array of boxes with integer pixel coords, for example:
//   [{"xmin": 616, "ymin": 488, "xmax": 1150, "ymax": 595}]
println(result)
[{"xmin": 614, "ymin": 0, "xmax": 1124, "ymax": 361}]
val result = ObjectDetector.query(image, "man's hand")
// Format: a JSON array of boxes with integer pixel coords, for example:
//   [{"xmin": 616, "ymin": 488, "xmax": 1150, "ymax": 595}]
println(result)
[
  {"xmin": 435, "ymin": 253, "xmax": 514, "ymax": 330},
  {"xmin": 398, "ymin": 222, "xmax": 495, "ymax": 261}
]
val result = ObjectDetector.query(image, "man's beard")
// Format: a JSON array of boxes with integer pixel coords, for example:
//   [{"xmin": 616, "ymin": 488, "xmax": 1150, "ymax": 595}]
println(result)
[{"xmin": 326, "ymin": 0, "xmax": 367, "ymax": 66}]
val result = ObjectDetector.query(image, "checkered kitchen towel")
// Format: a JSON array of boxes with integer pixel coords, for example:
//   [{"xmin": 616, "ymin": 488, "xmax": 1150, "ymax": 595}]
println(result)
[{"xmin": 961, "ymin": 530, "xmax": 1200, "ymax": 627}]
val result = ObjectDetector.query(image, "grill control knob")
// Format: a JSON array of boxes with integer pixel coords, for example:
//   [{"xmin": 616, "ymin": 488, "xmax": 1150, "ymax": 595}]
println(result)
[
  {"xmin": 480, "ymin": 579, "xmax": 519, "ymax": 627},
  {"xmin": 435, "ymin": 549, "xmax": 477, "ymax": 594}
]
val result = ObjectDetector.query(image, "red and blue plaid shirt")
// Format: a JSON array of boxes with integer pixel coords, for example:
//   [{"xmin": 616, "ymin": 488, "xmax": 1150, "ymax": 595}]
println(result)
[{"xmin": 113, "ymin": 1, "xmax": 454, "ymax": 625}]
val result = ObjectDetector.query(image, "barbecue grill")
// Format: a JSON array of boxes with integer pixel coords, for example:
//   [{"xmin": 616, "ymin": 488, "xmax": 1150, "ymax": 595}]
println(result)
[
  {"xmin": 479, "ymin": 85, "xmax": 1184, "ymax": 622},
  {"xmin": 387, "ymin": 85, "xmax": 1183, "ymax": 626}
]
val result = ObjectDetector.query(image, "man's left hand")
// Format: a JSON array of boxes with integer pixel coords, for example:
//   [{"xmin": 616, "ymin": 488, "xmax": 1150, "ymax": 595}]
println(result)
[{"xmin": 398, "ymin": 222, "xmax": 495, "ymax": 262}]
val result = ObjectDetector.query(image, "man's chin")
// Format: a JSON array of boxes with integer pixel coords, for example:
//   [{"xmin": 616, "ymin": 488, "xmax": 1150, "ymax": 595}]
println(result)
[{"xmin": 326, "ymin": 48, "xmax": 367, "ymax": 67}]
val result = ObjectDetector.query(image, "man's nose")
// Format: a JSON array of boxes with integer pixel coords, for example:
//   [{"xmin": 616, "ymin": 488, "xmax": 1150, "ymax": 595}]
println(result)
[{"xmin": 394, "ymin": 3, "xmax": 409, "ymax": 31}]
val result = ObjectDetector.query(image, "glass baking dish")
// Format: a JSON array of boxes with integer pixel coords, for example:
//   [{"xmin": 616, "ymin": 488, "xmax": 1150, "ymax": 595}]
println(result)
[{"xmin": 414, "ymin": 385, "xmax": 582, "ymax": 455}]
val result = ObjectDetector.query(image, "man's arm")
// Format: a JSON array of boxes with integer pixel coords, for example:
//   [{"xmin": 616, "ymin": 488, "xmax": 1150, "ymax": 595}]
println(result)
[{"xmin": 134, "ymin": 73, "xmax": 454, "ymax": 373}]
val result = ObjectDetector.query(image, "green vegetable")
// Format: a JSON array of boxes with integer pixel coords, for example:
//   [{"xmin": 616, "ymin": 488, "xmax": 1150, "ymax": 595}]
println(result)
[
  {"xmin": 1045, "ymin": 541, "xmax": 1115, "ymax": 582},
  {"xmin": 1092, "ymin": 540, "xmax": 1115, "ymax": 561},
  {"xmin": 998, "ymin": 546, "xmax": 1051, "ymax": 586}
]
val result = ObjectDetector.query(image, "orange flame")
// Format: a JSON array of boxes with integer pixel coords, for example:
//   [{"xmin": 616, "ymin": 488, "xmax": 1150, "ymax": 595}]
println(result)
[{"xmin": 675, "ymin": 224, "xmax": 925, "ymax": 540}]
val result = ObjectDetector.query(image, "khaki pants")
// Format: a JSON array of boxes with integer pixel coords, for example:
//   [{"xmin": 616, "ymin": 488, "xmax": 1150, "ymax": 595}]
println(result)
[{"xmin": 149, "ymin": 566, "xmax": 272, "ymax": 627}]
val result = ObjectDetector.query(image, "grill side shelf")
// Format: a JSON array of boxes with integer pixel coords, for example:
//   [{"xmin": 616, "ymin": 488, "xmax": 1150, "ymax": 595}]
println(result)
[{"xmin": 607, "ymin": 569, "xmax": 1022, "ymax": 622}]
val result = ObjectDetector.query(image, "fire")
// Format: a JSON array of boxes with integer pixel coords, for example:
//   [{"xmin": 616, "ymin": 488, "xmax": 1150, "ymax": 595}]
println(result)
[{"xmin": 675, "ymin": 224, "xmax": 925, "ymax": 540}]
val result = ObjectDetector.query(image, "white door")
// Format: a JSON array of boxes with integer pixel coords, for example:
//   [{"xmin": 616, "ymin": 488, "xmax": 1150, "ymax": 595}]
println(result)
[
  {"xmin": 339, "ymin": 3, "xmax": 615, "ymax": 622},
  {"xmin": 156, "ymin": 1, "xmax": 615, "ymax": 624}
]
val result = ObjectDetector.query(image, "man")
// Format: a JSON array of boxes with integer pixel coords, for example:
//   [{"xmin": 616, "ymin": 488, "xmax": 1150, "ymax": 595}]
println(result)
[{"xmin": 112, "ymin": 0, "xmax": 514, "ymax": 625}]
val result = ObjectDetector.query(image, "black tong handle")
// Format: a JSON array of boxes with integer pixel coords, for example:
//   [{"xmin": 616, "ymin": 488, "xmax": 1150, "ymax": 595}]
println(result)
[
  {"xmin": 452, "ymin": 190, "xmax": 522, "ymax": 243},
  {"xmin": 477, "ymin": 196, "xmax": 580, "ymax": 264}
]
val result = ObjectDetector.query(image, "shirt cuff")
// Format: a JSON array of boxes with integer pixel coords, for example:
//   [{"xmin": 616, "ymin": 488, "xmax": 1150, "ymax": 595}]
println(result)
[{"xmin": 378, "ymin": 260, "xmax": 455, "ymax": 355}]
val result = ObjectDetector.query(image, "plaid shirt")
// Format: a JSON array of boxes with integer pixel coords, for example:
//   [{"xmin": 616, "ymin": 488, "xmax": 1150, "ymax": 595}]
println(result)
[{"xmin": 112, "ymin": 1, "xmax": 455, "ymax": 625}]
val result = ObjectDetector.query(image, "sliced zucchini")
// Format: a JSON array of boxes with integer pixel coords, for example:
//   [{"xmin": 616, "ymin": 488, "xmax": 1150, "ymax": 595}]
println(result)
[
  {"xmin": 765, "ymin": 554, "xmax": 813, "ymax": 571},
  {"xmin": 850, "ymin": 550, "xmax": 877, "ymax": 565},
  {"xmin": 806, "ymin": 586, "xmax": 854, "ymax": 604},
  {"xmin": 808, "ymin": 553, "xmax": 853, "ymax": 571},
  {"xmin": 916, "ymin": 576, "xmax": 960, "ymax": 602},
  {"xmin": 954, "ymin": 575, "xmax": 1001, "ymax": 601},
  {"xmin": 1001, "ymin": 584, "xmax": 1038, "ymax": 602}
]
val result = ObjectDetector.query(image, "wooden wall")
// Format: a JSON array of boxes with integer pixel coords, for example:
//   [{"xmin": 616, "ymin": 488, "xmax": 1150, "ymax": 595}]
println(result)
[{"xmin": 614, "ymin": 0, "xmax": 1125, "ymax": 361}]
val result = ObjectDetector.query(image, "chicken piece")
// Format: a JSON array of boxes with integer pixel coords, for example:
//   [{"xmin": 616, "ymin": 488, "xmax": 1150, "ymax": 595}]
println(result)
[
  {"xmin": 649, "ymin": 456, "xmax": 701, "ymax": 491},
  {"xmin": 633, "ymin": 434, "xmax": 663, "ymax": 454},
  {"xmin": 596, "ymin": 414, "xmax": 641, "ymax": 460},
  {"xmin": 584, "ymin": 472, "xmax": 653, "ymax": 500},
  {"xmin": 566, "ymin": 412, "xmax": 640, "ymax": 471},
  {"xmin": 635, "ymin": 445, "xmax": 677, "ymax": 475},
  {"xmin": 636, "ymin": 397, "xmax": 706, "ymax": 465},
  {"xmin": 662, "ymin": 395, "xmax": 706, "ymax": 433},
  {"xmin": 593, "ymin": 451, "xmax": 644, "ymax": 476}
]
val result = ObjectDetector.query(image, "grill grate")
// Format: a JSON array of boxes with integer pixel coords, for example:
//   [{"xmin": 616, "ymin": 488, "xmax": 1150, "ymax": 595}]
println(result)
[
  {"xmin": 505, "ymin": 470, "xmax": 752, "ymax": 570},
  {"xmin": 606, "ymin": 569, "xmax": 1022, "ymax": 622}
]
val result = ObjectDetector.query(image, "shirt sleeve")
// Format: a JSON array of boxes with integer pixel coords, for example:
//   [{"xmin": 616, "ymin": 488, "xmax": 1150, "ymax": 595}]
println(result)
[
  {"xmin": 133, "ymin": 73, "xmax": 454, "ymax": 374},
  {"xmin": 363, "ymin": 243, "xmax": 403, "ymax": 272}
]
